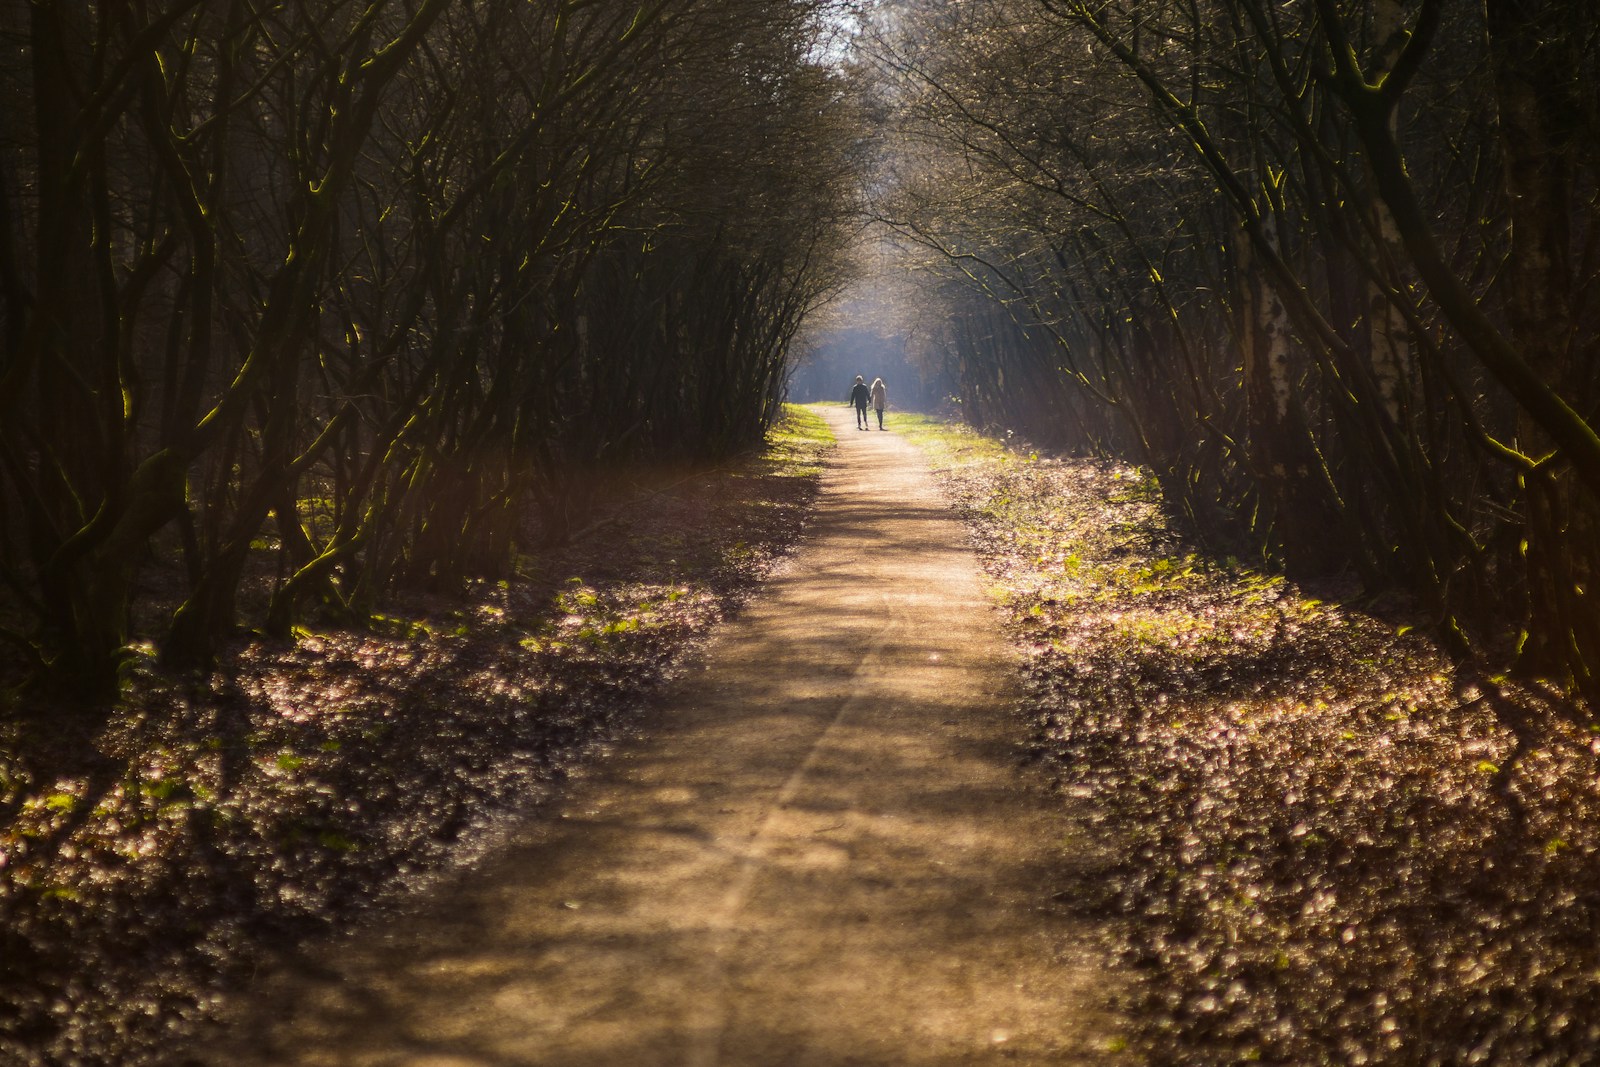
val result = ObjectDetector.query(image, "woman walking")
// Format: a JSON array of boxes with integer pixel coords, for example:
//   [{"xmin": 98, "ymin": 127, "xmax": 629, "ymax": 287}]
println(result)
[{"xmin": 870, "ymin": 378, "xmax": 887, "ymax": 430}]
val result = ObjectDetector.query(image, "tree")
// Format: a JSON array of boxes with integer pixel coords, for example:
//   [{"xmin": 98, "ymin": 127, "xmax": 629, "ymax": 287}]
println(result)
[
  {"xmin": 865, "ymin": 0, "xmax": 1600, "ymax": 703},
  {"xmin": 0, "ymin": 0, "xmax": 864, "ymax": 702}
]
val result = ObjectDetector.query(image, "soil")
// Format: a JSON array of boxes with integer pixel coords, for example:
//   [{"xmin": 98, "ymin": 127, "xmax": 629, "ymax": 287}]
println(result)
[
  {"xmin": 14, "ymin": 403, "xmax": 1594, "ymax": 1067},
  {"xmin": 907, "ymin": 421, "xmax": 1600, "ymax": 1066},
  {"xmin": 185, "ymin": 403, "xmax": 1135, "ymax": 1065},
  {"xmin": 0, "ymin": 417, "xmax": 828, "ymax": 1067}
]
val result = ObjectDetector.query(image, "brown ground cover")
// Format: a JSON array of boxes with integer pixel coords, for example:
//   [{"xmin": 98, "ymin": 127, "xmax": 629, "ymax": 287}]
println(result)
[
  {"xmin": 900, "ymin": 415, "xmax": 1600, "ymax": 1066},
  {"xmin": 190, "ymin": 400, "xmax": 1126, "ymax": 1067},
  {"xmin": 0, "ymin": 409, "xmax": 829, "ymax": 1067},
  {"xmin": 12, "ymin": 404, "xmax": 1600, "ymax": 1067}
]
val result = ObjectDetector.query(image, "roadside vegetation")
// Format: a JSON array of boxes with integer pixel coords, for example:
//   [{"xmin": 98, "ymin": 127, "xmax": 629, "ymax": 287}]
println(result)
[
  {"xmin": 865, "ymin": 0, "xmax": 1600, "ymax": 710},
  {"xmin": 0, "ymin": 407, "xmax": 832, "ymax": 1067},
  {"xmin": 0, "ymin": 0, "xmax": 859, "ymax": 703},
  {"xmin": 897, "ymin": 413, "xmax": 1600, "ymax": 1065}
]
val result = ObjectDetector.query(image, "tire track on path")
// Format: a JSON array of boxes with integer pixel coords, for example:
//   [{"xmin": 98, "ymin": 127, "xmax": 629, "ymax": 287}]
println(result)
[
  {"xmin": 685, "ymin": 599, "xmax": 898, "ymax": 1067},
  {"xmin": 195, "ymin": 404, "xmax": 1132, "ymax": 1066}
]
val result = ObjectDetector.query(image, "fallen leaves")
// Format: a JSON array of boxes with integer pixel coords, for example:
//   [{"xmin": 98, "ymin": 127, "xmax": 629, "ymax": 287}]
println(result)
[
  {"xmin": 0, "ymin": 409, "xmax": 829, "ymax": 1066},
  {"xmin": 910, "ymin": 419, "xmax": 1600, "ymax": 1065}
]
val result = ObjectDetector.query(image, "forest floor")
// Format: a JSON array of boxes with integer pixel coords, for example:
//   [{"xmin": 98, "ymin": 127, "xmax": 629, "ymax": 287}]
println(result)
[
  {"xmin": 6, "ymin": 405, "xmax": 1600, "ymax": 1066},
  {"xmin": 187, "ymin": 401, "xmax": 1130, "ymax": 1066},
  {"xmin": 894, "ymin": 414, "xmax": 1600, "ymax": 1066},
  {"xmin": 0, "ymin": 407, "xmax": 834, "ymax": 1067}
]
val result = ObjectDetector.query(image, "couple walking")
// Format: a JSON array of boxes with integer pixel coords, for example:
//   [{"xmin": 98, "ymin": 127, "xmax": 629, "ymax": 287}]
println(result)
[{"xmin": 850, "ymin": 375, "xmax": 888, "ymax": 430}]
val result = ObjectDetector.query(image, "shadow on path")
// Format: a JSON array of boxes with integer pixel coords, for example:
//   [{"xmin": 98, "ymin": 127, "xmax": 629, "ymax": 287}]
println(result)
[{"xmin": 193, "ymin": 405, "xmax": 1131, "ymax": 1067}]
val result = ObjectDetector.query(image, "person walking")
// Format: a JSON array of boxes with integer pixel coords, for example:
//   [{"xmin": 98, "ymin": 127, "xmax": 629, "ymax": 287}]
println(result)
[
  {"xmin": 870, "ymin": 377, "xmax": 887, "ymax": 430},
  {"xmin": 849, "ymin": 375, "xmax": 871, "ymax": 430}
]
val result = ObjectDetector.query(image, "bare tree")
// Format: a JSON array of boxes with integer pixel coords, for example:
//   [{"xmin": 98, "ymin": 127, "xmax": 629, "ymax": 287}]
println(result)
[
  {"xmin": 866, "ymin": 0, "xmax": 1600, "ymax": 703},
  {"xmin": 0, "ymin": 0, "xmax": 865, "ymax": 702}
]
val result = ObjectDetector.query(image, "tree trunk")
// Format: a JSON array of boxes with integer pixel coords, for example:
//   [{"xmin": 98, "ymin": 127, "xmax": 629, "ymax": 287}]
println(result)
[
  {"xmin": 1236, "ymin": 219, "xmax": 1343, "ymax": 576},
  {"xmin": 1485, "ymin": 0, "xmax": 1598, "ymax": 692}
]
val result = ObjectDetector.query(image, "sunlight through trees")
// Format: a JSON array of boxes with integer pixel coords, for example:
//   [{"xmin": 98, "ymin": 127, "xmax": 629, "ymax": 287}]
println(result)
[
  {"xmin": 859, "ymin": 0, "xmax": 1600, "ymax": 710},
  {"xmin": 0, "ymin": 0, "xmax": 864, "ymax": 699}
]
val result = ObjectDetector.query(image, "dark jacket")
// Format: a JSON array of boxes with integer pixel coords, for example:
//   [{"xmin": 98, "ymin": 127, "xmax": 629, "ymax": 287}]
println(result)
[{"xmin": 850, "ymin": 382, "xmax": 871, "ymax": 408}]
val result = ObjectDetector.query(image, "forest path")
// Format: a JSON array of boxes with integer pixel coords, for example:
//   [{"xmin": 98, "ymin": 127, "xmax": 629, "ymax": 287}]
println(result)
[{"xmin": 197, "ymin": 404, "xmax": 1130, "ymax": 1066}]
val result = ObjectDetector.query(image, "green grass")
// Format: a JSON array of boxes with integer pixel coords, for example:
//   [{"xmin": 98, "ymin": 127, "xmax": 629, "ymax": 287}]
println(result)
[
  {"xmin": 768, "ymin": 404, "xmax": 835, "ymax": 477},
  {"xmin": 875, "ymin": 411, "xmax": 1011, "ymax": 469},
  {"xmin": 773, "ymin": 402, "xmax": 835, "ymax": 448}
]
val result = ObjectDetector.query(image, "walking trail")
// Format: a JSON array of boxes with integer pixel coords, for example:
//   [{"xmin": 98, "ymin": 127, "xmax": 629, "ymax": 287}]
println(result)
[{"xmin": 199, "ymin": 405, "xmax": 1130, "ymax": 1066}]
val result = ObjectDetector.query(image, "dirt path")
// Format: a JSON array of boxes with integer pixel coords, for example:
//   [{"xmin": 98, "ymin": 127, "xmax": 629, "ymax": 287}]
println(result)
[{"xmin": 195, "ymin": 405, "xmax": 1130, "ymax": 1066}]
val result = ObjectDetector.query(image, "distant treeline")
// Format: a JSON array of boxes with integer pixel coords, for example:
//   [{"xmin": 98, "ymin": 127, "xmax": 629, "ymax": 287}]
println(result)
[
  {"xmin": 870, "ymin": 0, "xmax": 1600, "ymax": 708},
  {"xmin": 788, "ymin": 323, "xmax": 946, "ymax": 410},
  {"xmin": 0, "ymin": 0, "xmax": 861, "ymax": 701}
]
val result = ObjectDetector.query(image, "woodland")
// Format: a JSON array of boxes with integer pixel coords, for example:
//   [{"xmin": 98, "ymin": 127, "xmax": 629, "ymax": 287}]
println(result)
[
  {"xmin": 0, "ymin": 0, "xmax": 862, "ymax": 702},
  {"xmin": 3, "ymin": 0, "xmax": 1600, "ymax": 1063},
  {"xmin": 865, "ymin": 0, "xmax": 1600, "ymax": 710}
]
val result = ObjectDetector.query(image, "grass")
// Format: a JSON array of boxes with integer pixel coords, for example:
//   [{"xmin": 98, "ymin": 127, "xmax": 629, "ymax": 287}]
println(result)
[
  {"xmin": 762, "ymin": 405, "xmax": 833, "ymax": 480},
  {"xmin": 877, "ymin": 411, "xmax": 1013, "ymax": 469}
]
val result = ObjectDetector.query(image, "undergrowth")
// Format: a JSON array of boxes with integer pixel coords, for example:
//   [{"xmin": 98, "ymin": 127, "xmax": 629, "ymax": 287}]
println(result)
[
  {"xmin": 0, "ymin": 405, "xmax": 832, "ymax": 1067},
  {"xmin": 900, "ymin": 413, "xmax": 1598, "ymax": 1067}
]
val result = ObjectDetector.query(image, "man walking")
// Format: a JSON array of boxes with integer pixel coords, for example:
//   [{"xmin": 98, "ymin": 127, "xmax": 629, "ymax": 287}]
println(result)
[{"xmin": 849, "ymin": 375, "xmax": 871, "ymax": 430}]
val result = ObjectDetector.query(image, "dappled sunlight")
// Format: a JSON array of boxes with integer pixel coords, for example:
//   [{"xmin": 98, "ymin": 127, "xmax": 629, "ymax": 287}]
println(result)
[
  {"xmin": 0, "ymin": 422, "xmax": 833, "ymax": 1065},
  {"xmin": 199, "ymin": 403, "xmax": 1127, "ymax": 1066},
  {"xmin": 914, "ymin": 418, "xmax": 1600, "ymax": 1064}
]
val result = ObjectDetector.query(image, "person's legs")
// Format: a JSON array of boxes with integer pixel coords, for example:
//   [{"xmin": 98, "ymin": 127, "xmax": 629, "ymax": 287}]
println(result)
[{"xmin": 876, "ymin": 407, "xmax": 885, "ymax": 429}]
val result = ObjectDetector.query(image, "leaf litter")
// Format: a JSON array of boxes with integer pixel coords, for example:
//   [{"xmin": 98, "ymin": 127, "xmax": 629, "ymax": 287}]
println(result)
[
  {"xmin": 0, "ymin": 409, "xmax": 830, "ymax": 1067},
  {"xmin": 902, "ymin": 416, "xmax": 1600, "ymax": 1066}
]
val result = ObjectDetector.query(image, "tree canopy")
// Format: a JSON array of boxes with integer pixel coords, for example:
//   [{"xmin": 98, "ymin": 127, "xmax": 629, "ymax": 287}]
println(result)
[
  {"xmin": 0, "ymin": 0, "xmax": 864, "ymax": 701},
  {"xmin": 858, "ymin": 0, "xmax": 1600, "ymax": 709}
]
